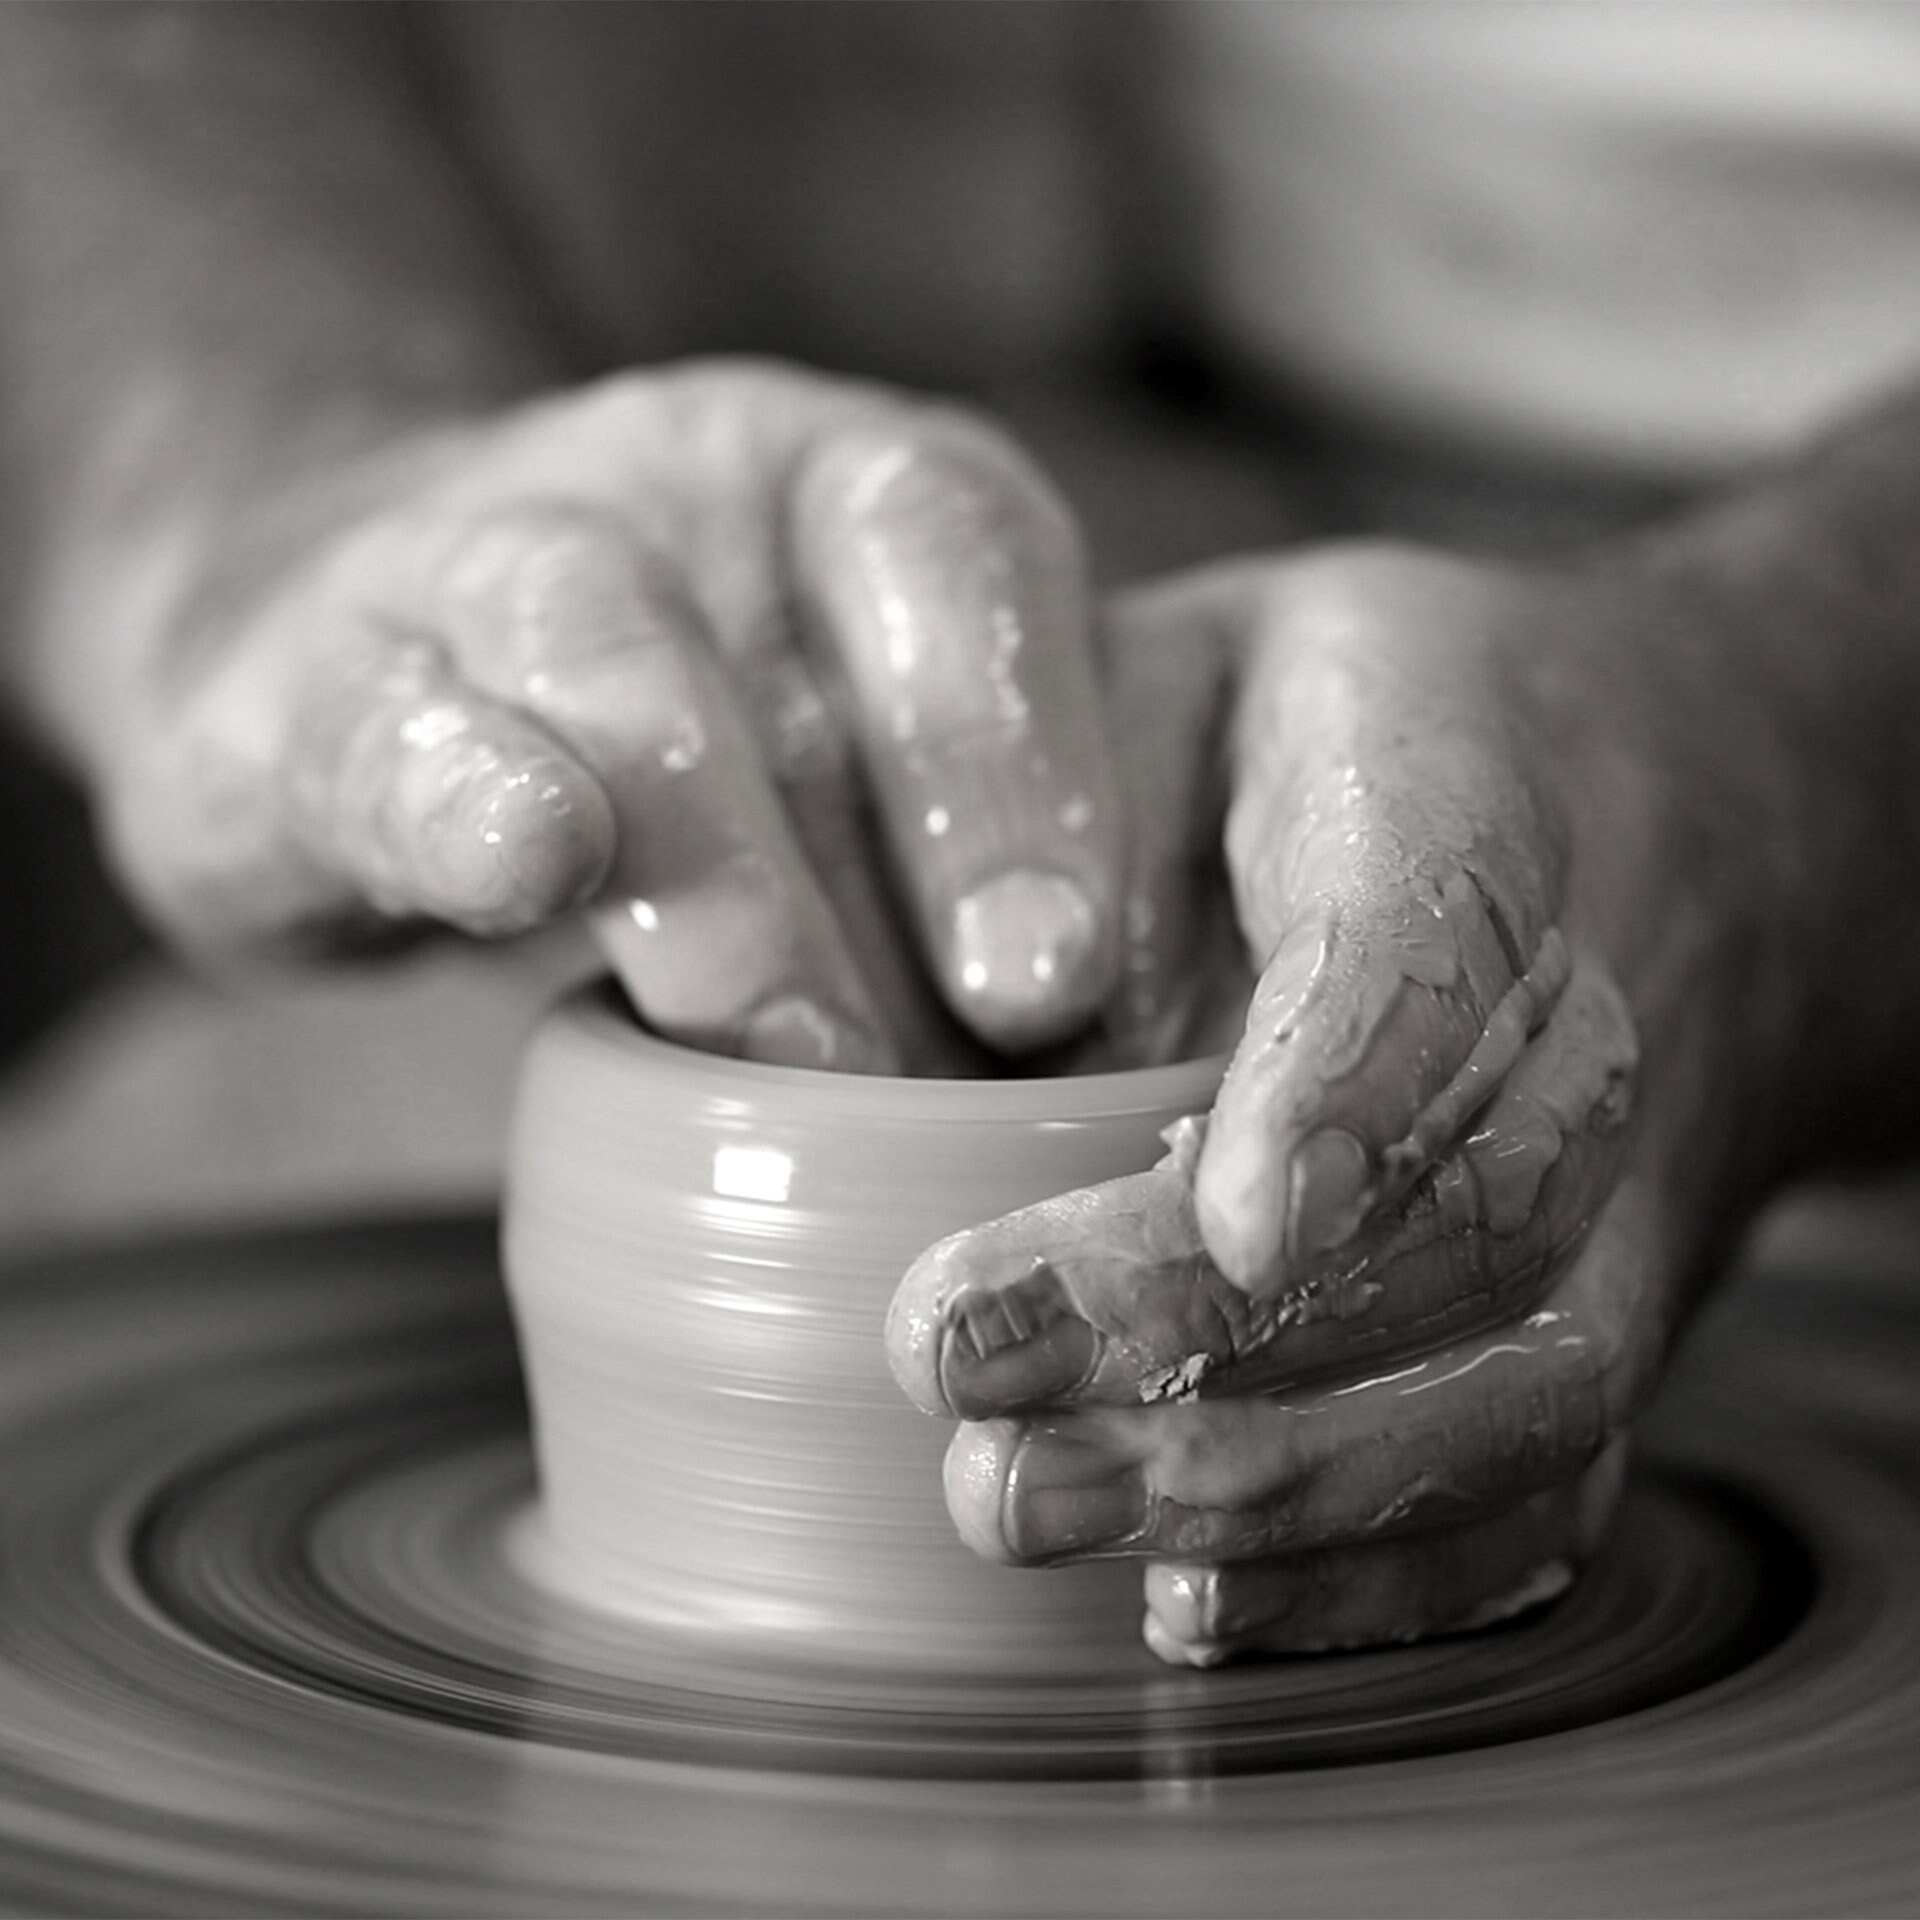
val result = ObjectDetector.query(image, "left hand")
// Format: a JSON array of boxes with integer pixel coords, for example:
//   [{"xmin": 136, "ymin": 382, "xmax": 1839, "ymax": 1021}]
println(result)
[
  {"xmin": 890, "ymin": 541, "xmax": 1793, "ymax": 1664},
  {"xmin": 93, "ymin": 363, "xmax": 1130, "ymax": 1071}
]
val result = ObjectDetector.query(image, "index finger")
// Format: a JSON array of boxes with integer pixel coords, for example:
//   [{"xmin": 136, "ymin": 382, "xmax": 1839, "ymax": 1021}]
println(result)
[{"xmin": 792, "ymin": 411, "xmax": 1123, "ymax": 1052}]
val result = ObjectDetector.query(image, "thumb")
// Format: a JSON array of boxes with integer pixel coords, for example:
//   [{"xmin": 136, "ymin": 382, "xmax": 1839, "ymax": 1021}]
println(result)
[{"xmin": 1185, "ymin": 547, "xmax": 1571, "ymax": 1295}]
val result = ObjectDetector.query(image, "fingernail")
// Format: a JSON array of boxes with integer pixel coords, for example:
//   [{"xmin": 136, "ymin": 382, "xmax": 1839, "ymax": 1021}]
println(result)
[
  {"xmin": 945, "ymin": 1263, "xmax": 1067, "ymax": 1359},
  {"xmin": 939, "ymin": 1309, "xmax": 1097, "ymax": 1420},
  {"xmin": 488, "ymin": 767, "xmax": 614, "ymax": 917},
  {"xmin": 949, "ymin": 868, "xmax": 1104, "ymax": 1046},
  {"xmin": 406, "ymin": 754, "xmax": 610, "ymax": 932},
  {"xmin": 740, "ymin": 995, "xmax": 894, "ymax": 1074},
  {"xmin": 1287, "ymin": 1127, "xmax": 1373, "ymax": 1261},
  {"xmin": 1004, "ymin": 1427, "xmax": 1148, "ymax": 1561}
]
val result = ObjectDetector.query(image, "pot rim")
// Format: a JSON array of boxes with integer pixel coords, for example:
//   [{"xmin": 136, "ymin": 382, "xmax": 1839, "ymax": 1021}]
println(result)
[{"xmin": 548, "ymin": 978, "xmax": 1228, "ymax": 1127}]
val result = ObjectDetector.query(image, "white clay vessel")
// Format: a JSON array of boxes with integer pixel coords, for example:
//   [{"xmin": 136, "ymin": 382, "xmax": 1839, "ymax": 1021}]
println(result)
[{"xmin": 504, "ymin": 982, "xmax": 1220, "ymax": 1674}]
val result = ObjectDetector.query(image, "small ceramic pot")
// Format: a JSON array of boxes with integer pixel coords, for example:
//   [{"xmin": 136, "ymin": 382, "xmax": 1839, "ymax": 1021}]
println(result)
[{"xmin": 503, "ymin": 982, "xmax": 1220, "ymax": 1674}]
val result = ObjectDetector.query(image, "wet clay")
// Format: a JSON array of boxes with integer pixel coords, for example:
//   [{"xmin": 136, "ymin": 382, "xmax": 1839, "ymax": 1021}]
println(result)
[
  {"xmin": 502, "ymin": 982, "xmax": 1220, "ymax": 1673},
  {"xmin": 890, "ymin": 947, "xmax": 1634, "ymax": 1427}
]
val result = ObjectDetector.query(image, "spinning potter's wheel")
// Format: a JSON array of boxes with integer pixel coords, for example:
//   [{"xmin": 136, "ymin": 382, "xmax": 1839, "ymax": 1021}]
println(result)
[{"xmin": 0, "ymin": 1206, "xmax": 1917, "ymax": 1915}]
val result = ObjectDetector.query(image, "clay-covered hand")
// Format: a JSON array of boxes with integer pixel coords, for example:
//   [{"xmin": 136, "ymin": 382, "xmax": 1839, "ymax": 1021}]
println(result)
[
  {"xmin": 891, "ymin": 544, "xmax": 1787, "ymax": 1662},
  {"xmin": 104, "ymin": 362, "xmax": 1124, "ymax": 1070}
]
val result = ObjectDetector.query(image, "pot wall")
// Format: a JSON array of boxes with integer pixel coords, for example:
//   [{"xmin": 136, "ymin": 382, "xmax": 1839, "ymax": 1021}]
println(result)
[{"xmin": 504, "ymin": 982, "xmax": 1221, "ymax": 1674}]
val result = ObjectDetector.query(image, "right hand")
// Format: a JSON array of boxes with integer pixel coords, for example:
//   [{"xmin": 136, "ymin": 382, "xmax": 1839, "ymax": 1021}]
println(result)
[
  {"xmin": 892, "ymin": 542, "xmax": 1797, "ymax": 1662},
  {"xmin": 104, "ymin": 361, "xmax": 1128, "ymax": 1071}
]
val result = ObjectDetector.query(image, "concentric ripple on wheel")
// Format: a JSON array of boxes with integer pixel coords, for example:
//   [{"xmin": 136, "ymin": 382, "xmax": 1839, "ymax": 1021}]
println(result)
[
  {"xmin": 0, "ymin": 1210, "xmax": 1910, "ymax": 1916},
  {"xmin": 131, "ymin": 1391, "xmax": 1809, "ymax": 1782}
]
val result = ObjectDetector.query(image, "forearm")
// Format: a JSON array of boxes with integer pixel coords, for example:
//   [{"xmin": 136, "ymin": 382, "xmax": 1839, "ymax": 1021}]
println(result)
[
  {"xmin": 0, "ymin": 2, "xmax": 557, "ymax": 776},
  {"xmin": 1568, "ymin": 396, "xmax": 1920, "ymax": 1176}
]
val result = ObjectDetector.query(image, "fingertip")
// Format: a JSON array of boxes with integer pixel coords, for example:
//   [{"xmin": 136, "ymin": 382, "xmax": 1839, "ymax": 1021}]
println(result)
[
  {"xmin": 736, "ymin": 995, "xmax": 899, "ymax": 1075},
  {"xmin": 370, "ymin": 707, "xmax": 614, "ymax": 936},
  {"xmin": 945, "ymin": 866, "xmax": 1116, "ymax": 1051},
  {"xmin": 885, "ymin": 1246, "xmax": 952, "ymax": 1417},
  {"xmin": 590, "ymin": 905, "xmax": 901, "ymax": 1075},
  {"xmin": 1142, "ymin": 1609, "xmax": 1227, "ymax": 1669},
  {"xmin": 942, "ymin": 1420, "xmax": 1024, "ymax": 1566},
  {"xmin": 466, "ymin": 758, "xmax": 616, "ymax": 930},
  {"xmin": 1143, "ymin": 1560, "xmax": 1225, "ymax": 1647},
  {"xmin": 888, "ymin": 1227, "xmax": 1002, "ymax": 1418},
  {"xmin": 1194, "ymin": 1115, "xmax": 1288, "ymax": 1295}
]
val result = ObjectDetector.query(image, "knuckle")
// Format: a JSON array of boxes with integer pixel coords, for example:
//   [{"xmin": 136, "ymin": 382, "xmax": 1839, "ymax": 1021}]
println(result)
[
  {"xmin": 570, "ymin": 367, "xmax": 668, "ymax": 435},
  {"xmin": 567, "ymin": 640, "xmax": 713, "ymax": 759},
  {"xmin": 662, "ymin": 353, "xmax": 837, "ymax": 407},
  {"xmin": 438, "ymin": 504, "xmax": 656, "ymax": 669},
  {"xmin": 802, "ymin": 405, "xmax": 1072, "ymax": 559}
]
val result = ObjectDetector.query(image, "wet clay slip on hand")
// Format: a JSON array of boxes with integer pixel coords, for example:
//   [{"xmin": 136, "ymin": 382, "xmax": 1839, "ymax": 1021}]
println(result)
[{"xmin": 503, "ymin": 982, "xmax": 1221, "ymax": 1676}]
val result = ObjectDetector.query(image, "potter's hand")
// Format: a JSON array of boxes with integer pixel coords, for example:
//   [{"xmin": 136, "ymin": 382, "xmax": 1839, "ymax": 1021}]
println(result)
[
  {"xmin": 108, "ymin": 363, "xmax": 1121, "ymax": 1069},
  {"xmin": 893, "ymin": 544, "xmax": 1784, "ymax": 1662}
]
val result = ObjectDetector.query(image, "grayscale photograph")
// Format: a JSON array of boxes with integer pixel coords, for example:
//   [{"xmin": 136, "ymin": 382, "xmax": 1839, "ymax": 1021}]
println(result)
[{"xmin": 0, "ymin": 4, "xmax": 1912, "ymax": 1915}]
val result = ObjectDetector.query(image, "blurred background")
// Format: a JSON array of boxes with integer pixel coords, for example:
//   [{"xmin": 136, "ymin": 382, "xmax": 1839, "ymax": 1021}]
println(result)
[{"xmin": 4, "ymin": 0, "xmax": 1916, "ymax": 1251}]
